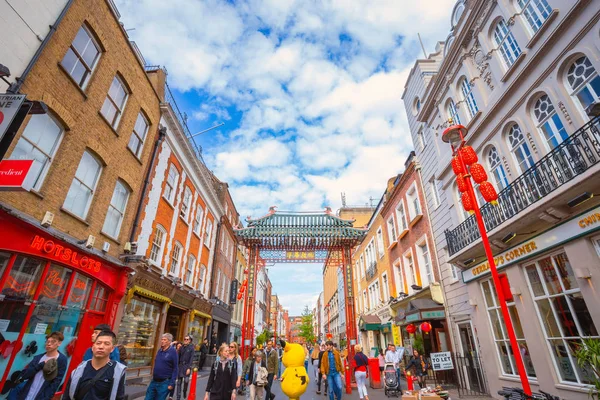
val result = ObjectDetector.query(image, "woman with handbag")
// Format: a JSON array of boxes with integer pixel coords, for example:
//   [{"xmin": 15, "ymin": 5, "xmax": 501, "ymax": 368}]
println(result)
[
  {"xmin": 246, "ymin": 351, "xmax": 268, "ymax": 400},
  {"xmin": 204, "ymin": 344, "xmax": 237, "ymax": 400},
  {"xmin": 405, "ymin": 349, "xmax": 429, "ymax": 389},
  {"xmin": 353, "ymin": 345, "xmax": 369, "ymax": 400}
]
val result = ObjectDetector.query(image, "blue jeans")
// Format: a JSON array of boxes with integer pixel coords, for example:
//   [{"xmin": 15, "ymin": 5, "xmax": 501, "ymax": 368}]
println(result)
[
  {"xmin": 145, "ymin": 380, "xmax": 171, "ymax": 400},
  {"xmin": 327, "ymin": 373, "xmax": 343, "ymax": 400},
  {"xmin": 396, "ymin": 368, "xmax": 401, "ymax": 388}
]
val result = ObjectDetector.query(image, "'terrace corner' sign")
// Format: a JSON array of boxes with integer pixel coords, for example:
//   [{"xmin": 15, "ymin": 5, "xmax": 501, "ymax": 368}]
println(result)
[{"xmin": 462, "ymin": 205, "xmax": 600, "ymax": 282}]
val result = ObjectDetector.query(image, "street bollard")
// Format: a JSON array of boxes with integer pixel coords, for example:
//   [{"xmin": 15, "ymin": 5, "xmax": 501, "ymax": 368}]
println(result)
[
  {"xmin": 406, "ymin": 371, "xmax": 413, "ymax": 391},
  {"xmin": 188, "ymin": 368, "xmax": 198, "ymax": 400}
]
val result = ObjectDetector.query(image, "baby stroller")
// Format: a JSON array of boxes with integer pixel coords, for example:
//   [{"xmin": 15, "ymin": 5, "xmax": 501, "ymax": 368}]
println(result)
[{"xmin": 383, "ymin": 362, "xmax": 401, "ymax": 397}]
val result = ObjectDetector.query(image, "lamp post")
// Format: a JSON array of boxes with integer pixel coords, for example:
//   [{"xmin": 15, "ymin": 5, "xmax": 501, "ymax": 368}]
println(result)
[{"xmin": 442, "ymin": 123, "xmax": 532, "ymax": 396}]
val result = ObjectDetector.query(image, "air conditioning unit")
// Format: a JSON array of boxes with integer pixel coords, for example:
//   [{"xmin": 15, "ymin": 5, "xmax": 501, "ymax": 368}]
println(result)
[
  {"xmin": 41, "ymin": 211, "xmax": 54, "ymax": 228},
  {"xmin": 85, "ymin": 235, "xmax": 95, "ymax": 249},
  {"xmin": 102, "ymin": 242, "xmax": 110, "ymax": 252}
]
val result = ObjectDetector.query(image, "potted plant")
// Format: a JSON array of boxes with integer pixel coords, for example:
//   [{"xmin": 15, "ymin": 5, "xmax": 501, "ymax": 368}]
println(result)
[{"xmin": 574, "ymin": 338, "xmax": 600, "ymax": 399}]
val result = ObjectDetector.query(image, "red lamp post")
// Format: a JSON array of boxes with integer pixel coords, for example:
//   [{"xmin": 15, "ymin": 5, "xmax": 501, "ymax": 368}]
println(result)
[{"xmin": 442, "ymin": 123, "xmax": 532, "ymax": 396}]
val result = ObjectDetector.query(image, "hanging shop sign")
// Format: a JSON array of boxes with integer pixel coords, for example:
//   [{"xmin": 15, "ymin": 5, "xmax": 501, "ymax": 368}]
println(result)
[
  {"xmin": 392, "ymin": 325, "xmax": 401, "ymax": 346},
  {"xmin": 229, "ymin": 279, "xmax": 238, "ymax": 304},
  {"xmin": 0, "ymin": 159, "xmax": 33, "ymax": 191},
  {"xmin": 463, "ymin": 205, "xmax": 600, "ymax": 282},
  {"xmin": 430, "ymin": 351, "xmax": 454, "ymax": 371},
  {"xmin": 0, "ymin": 94, "xmax": 26, "ymax": 141}
]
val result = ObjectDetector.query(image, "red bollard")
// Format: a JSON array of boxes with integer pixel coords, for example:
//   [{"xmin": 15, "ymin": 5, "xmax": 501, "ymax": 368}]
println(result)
[
  {"xmin": 188, "ymin": 368, "xmax": 198, "ymax": 400},
  {"xmin": 406, "ymin": 372, "xmax": 414, "ymax": 391},
  {"xmin": 344, "ymin": 359, "xmax": 352, "ymax": 394}
]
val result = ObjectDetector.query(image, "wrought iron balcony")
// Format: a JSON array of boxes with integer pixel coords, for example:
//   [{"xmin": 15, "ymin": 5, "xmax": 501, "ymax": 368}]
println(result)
[
  {"xmin": 446, "ymin": 115, "xmax": 600, "ymax": 256},
  {"xmin": 366, "ymin": 261, "xmax": 378, "ymax": 280}
]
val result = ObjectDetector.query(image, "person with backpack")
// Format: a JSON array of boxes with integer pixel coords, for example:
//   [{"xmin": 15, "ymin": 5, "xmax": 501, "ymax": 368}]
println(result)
[
  {"xmin": 353, "ymin": 345, "xmax": 369, "ymax": 400},
  {"xmin": 204, "ymin": 344, "xmax": 237, "ymax": 400},
  {"xmin": 246, "ymin": 351, "xmax": 268, "ymax": 400},
  {"xmin": 405, "ymin": 349, "xmax": 429, "ymax": 389},
  {"xmin": 175, "ymin": 336, "xmax": 194, "ymax": 400}
]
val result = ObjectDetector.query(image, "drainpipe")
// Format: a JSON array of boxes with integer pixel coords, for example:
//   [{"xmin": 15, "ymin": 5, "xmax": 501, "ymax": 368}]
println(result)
[
  {"xmin": 207, "ymin": 220, "xmax": 222, "ymax": 345},
  {"xmin": 8, "ymin": 0, "xmax": 75, "ymax": 94},
  {"xmin": 129, "ymin": 126, "xmax": 167, "ymax": 243}
]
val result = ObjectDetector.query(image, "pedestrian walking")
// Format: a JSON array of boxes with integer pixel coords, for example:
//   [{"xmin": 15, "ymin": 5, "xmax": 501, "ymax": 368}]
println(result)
[
  {"xmin": 83, "ymin": 324, "xmax": 120, "ymax": 362},
  {"xmin": 315, "ymin": 344, "xmax": 326, "ymax": 395},
  {"xmin": 10, "ymin": 332, "xmax": 67, "ymax": 400},
  {"xmin": 229, "ymin": 342, "xmax": 243, "ymax": 393},
  {"xmin": 204, "ymin": 344, "xmax": 238, "ymax": 400},
  {"xmin": 175, "ymin": 336, "xmax": 194, "ymax": 400},
  {"xmin": 265, "ymin": 341, "xmax": 278, "ymax": 400},
  {"xmin": 200, "ymin": 339, "xmax": 209, "ymax": 369},
  {"xmin": 310, "ymin": 346, "xmax": 320, "ymax": 380},
  {"xmin": 246, "ymin": 351, "xmax": 268, "ymax": 400},
  {"xmin": 63, "ymin": 331, "xmax": 126, "ymax": 400},
  {"xmin": 353, "ymin": 345, "xmax": 369, "ymax": 400},
  {"xmin": 145, "ymin": 333, "xmax": 178, "ymax": 400},
  {"xmin": 302, "ymin": 344, "xmax": 309, "ymax": 371},
  {"xmin": 319, "ymin": 341, "xmax": 343, "ymax": 400},
  {"xmin": 384, "ymin": 344, "xmax": 400, "ymax": 387},
  {"xmin": 405, "ymin": 349, "xmax": 429, "ymax": 389},
  {"xmin": 377, "ymin": 349, "xmax": 385, "ymax": 380}
]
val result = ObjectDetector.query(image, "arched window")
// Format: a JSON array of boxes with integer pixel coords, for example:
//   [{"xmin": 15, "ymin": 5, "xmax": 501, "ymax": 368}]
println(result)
[
  {"xmin": 507, "ymin": 124, "xmax": 535, "ymax": 173},
  {"xmin": 487, "ymin": 146, "xmax": 509, "ymax": 191},
  {"xmin": 447, "ymin": 99, "xmax": 461, "ymax": 124},
  {"xmin": 516, "ymin": 0, "xmax": 552, "ymax": 34},
  {"xmin": 460, "ymin": 77, "xmax": 478, "ymax": 118},
  {"xmin": 566, "ymin": 56, "xmax": 600, "ymax": 115},
  {"xmin": 493, "ymin": 18, "xmax": 522, "ymax": 68},
  {"xmin": 533, "ymin": 94, "xmax": 568, "ymax": 150}
]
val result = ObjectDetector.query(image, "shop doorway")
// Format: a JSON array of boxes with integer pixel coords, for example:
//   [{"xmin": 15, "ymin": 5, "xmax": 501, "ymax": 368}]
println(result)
[
  {"xmin": 166, "ymin": 306, "xmax": 185, "ymax": 341},
  {"xmin": 456, "ymin": 322, "xmax": 488, "ymax": 395}
]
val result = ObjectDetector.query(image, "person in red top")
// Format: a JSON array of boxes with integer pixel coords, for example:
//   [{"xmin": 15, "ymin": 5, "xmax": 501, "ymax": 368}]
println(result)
[{"xmin": 353, "ymin": 345, "xmax": 369, "ymax": 400}]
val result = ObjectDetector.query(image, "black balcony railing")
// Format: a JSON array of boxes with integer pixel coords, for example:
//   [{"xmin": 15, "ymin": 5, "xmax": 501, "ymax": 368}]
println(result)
[
  {"xmin": 446, "ymin": 115, "xmax": 600, "ymax": 256},
  {"xmin": 366, "ymin": 261, "xmax": 377, "ymax": 280}
]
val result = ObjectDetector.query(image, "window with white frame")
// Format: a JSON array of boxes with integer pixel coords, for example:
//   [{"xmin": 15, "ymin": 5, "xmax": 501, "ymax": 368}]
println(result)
[
  {"xmin": 102, "ymin": 180, "xmax": 130, "ymax": 238},
  {"xmin": 533, "ymin": 94, "xmax": 568, "ymax": 150},
  {"xmin": 149, "ymin": 225, "xmax": 167, "ymax": 264},
  {"xmin": 180, "ymin": 187, "xmax": 192, "ymax": 220},
  {"xmin": 417, "ymin": 128, "xmax": 425, "ymax": 151},
  {"xmin": 387, "ymin": 216, "xmax": 397, "ymax": 243},
  {"xmin": 363, "ymin": 290, "xmax": 368, "ymax": 311},
  {"xmin": 63, "ymin": 151, "xmax": 102, "ymax": 219},
  {"xmin": 524, "ymin": 252, "xmax": 598, "ymax": 384},
  {"xmin": 193, "ymin": 205, "xmax": 204, "ymax": 235},
  {"xmin": 481, "ymin": 279, "xmax": 536, "ymax": 378},
  {"xmin": 516, "ymin": 0, "xmax": 552, "ymax": 34},
  {"xmin": 164, "ymin": 164, "xmax": 179, "ymax": 203},
  {"xmin": 376, "ymin": 229, "xmax": 384, "ymax": 258},
  {"xmin": 429, "ymin": 177, "xmax": 440, "ymax": 209},
  {"xmin": 594, "ymin": 236, "xmax": 600, "ymax": 258},
  {"xmin": 417, "ymin": 239, "xmax": 433, "ymax": 286},
  {"xmin": 382, "ymin": 272, "xmax": 389, "ymax": 301},
  {"xmin": 566, "ymin": 56, "xmax": 600, "ymax": 117},
  {"xmin": 404, "ymin": 252, "xmax": 417, "ymax": 289},
  {"xmin": 128, "ymin": 112, "xmax": 149, "ymax": 158},
  {"xmin": 170, "ymin": 242, "xmax": 183, "ymax": 274},
  {"xmin": 394, "ymin": 262, "xmax": 405, "ymax": 295},
  {"xmin": 215, "ymin": 270, "xmax": 221, "ymax": 299},
  {"xmin": 397, "ymin": 202, "xmax": 408, "ymax": 231},
  {"xmin": 9, "ymin": 114, "xmax": 63, "ymax": 190},
  {"xmin": 507, "ymin": 124, "xmax": 535, "ymax": 174},
  {"xmin": 186, "ymin": 255, "xmax": 196, "ymax": 286},
  {"xmin": 61, "ymin": 25, "xmax": 101, "ymax": 88},
  {"xmin": 100, "ymin": 76, "xmax": 128, "ymax": 128},
  {"xmin": 460, "ymin": 77, "xmax": 478, "ymax": 119},
  {"xmin": 360, "ymin": 255, "xmax": 365, "ymax": 278},
  {"xmin": 451, "ymin": 264, "xmax": 460, "ymax": 281},
  {"xmin": 204, "ymin": 219, "xmax": 213, "ymax": 247},
  {"xmin": 368, "ymin": 279, "xmax": 380, "ymax": 307},
  {"xmin": 407, "ymin": 183, "xmax": 422, "ymax": 221},
  {"xmin": 493, "ymin": 18, "xmax": 522, "ymax": 68},
  {"xmin": 487, "ymin": 146, "xmax": 509, "ymax": 191},
  {"xmin": 447, "ymin": 99, "xmax": 461, "ymax": 124}
]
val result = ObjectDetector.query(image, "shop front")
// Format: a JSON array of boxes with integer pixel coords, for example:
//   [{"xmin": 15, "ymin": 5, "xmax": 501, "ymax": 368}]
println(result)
[
  {"xmin": 375, "ymin": 305, "xmax": 394, "ymax": 347},
  {"xmin": 461, "ymin": 205, "xmax": 600, "ymax": 400},
  {"xmin": 0, "ymin": 209, "xmax": 128, "ymax": 392},
  {"xmin": 208, "ymin": 301, "xmax": 231, "ymax": 348},
  {"xmin": 359, "ymin": 314, "xmax": 382, "ymax": 356}
]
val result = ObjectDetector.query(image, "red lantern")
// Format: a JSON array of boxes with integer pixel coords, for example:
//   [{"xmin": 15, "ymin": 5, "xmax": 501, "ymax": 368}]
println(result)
[
  {"xmin": 460, "ymin": 146, "xmax": 478, "ymax": 165},
  {"xmin": 420, "ymin": 322, "xmax": 432, "ymax": 333},
  {"xmin": 451, "ymin": 157, "xmax": 465, "ymax": 175},
  {"xmin": 406, "ymin": 324, "xmax": 417, "ymax": 334},
  {"xmin": 237, "ymin": 292, "xmax": 243, "ymax": 300},
  {"xmin": 470, "ymin": 163, "xmax": 488, "ymax": 184},
  {"xmin": 456, "ymin": 174, "xmax": 468, "ymax": 193},
  {"xmin": 479, "ymin": 181, "xmax": 498, "ymax": 205},
  {"xmin": 461, "ymin": 192, "xmax": 475, "ymax": 213},
  {"xmin": 326, "ymin": 332, "xmax": 333, "ymax": 340}
]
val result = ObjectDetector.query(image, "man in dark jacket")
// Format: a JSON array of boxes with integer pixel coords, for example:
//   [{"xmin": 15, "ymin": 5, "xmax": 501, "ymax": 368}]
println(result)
[
  {"xmin": 15, "ymin": 331, "xmax": 67, "ymax": 400},
  {"xmin": 145, "ymin": 333, "xmax": 178, "ymax": 400},
  {"xmin": 175, "ymin": 336, "xmax": 194, "ymax": 400},
  {"xmin": 199, "ymin": 339, "xmax": 209, "ymax": 369},
  {"xmin": 265, "ymin": 341, "xmax": 278, "ymax": 400}
]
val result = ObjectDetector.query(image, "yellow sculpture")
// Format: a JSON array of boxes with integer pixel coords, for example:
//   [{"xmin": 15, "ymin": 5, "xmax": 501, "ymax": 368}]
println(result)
[{"xmin": 280, "ymin": 340, "xmax": 310, "ymax": 400}]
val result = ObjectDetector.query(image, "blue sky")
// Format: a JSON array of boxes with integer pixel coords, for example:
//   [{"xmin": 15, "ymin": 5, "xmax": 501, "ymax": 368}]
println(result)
[{"xmin": 116, "ymin": 0, "xmax": 455, "ymax": 314}]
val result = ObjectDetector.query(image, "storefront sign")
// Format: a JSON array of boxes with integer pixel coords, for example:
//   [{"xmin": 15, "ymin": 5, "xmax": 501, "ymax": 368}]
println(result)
[
  {"xmin": 30, "ymin": 235, "xmax": 102, "ymax": 272},
  {"xmin": 422, "ymin": 310, "xmax": 445, "ymax": 319},
  {"xmin": 392, "ymin": 325, "xmax": 401, "ymax": 346},
  {"xmin": 285, "ymin": 251, "xmax": 316, "ymax": 261},
  {"xmin": 0, "ymin": 94, "xmax": 26, "ymax": 141},
  {"xmin": 172, "ymin": 293, "xmax": 193, "ymax": 308},
  {"xmin": 463, "ymin": 205, "xmax": 600, "ymax": 282},
  {"xmin": 230, "ymin": 279, "xmax": 238, "ymax": 304},
  {"xmin": 0, "ymin": 160, "xmax": 33, "ymax": 191},
  {"xmin": 133, "ymin": 276, "xmax": 172, "ymax": 297},
  {"xmin": 430, "ymin": 351, "xmax": 454, "ymax": 371},
  {"xmin": 376, "ymin": 307, "xmax": 391, "ymax": 321},
  {"xmin": 405, "ymin": 313, "xmax": 420, "ymax": 322}
]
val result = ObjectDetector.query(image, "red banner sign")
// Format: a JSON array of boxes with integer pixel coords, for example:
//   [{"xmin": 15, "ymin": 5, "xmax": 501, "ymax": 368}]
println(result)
[{"xmin": 0, "ymin": 159, "xmax": 34, "ymax": 191}]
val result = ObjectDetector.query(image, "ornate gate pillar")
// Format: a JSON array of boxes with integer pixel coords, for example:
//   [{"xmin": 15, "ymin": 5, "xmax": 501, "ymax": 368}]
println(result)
[
  {"xmin": 241, "ymin": 245, "xmax": 258, "ymax": 359},
  {"xmin": 342, "ymin": 246, "xmax": 357, "ymax": 393}
]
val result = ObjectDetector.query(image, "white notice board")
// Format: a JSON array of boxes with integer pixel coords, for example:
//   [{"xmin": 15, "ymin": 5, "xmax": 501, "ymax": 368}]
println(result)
[{"xmin": 430, "ymin": 351, "xmax": 454, "ymax": 371}]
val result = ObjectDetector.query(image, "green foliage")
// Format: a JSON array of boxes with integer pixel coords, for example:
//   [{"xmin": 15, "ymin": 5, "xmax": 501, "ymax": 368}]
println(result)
[
  {"xmin": 256, "ymin": 329, "xmax": 273, "ymax": 346},
  {"xmin": 412, "ymin": 334, "xmax": 424, "ymax": 354},
  {"xmin": 298, "ymin": 305, "xmax": 316, "ymax": 344},
  {"xmin": 574, "ymin": 338, "xmax": 600, "ymax": 399}
]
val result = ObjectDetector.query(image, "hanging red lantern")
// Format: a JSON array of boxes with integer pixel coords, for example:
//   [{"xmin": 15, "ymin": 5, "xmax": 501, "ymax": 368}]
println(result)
[
  {"xmin": 237, "ymin": 292, "xmax": 243, "ymax": 300},
  {"xmin": 420, "ymin": 322, "xmax": 432, "ymax": 333},
  {"xmin": 326, "ymin": 332, "xmax": 333, "ymax": 340},
  {"xmin": 470, "ymin": 163, "xmax": 488, "ymax": 184},
  {"xmin": 479, "ymin": 181, "xmax": 499, "ymax": 205},
  {"xmin": 456, "ymin": 174, "xmax": 468, "ymax": 193},
  {"xmin": 460, "ymin": 146, "xmax": 478, "ymax": 165},
  {"xmin": 406, "ymin": 324, "xmax": 417, "ymax": 334},
  {"xmin": 451, "ymin": 157, "xmax": 465, "ymax": 175},
  {"xmin": 461, "ymin": 192, "xmax": 475, "ymax": 213}
]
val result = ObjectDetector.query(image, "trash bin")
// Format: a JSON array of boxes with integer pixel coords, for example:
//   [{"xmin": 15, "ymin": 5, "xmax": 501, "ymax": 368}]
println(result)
[{"xmin": 368, "ymin": 357, "xmax": 382, "ymax": 389}]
